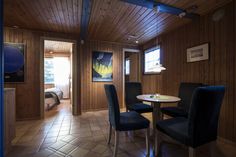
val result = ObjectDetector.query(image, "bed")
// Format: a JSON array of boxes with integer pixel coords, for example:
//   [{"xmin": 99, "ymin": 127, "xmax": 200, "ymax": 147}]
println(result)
[{"xmin": 45, "ymin": 88, "xmax": 63, "ymax": 110}]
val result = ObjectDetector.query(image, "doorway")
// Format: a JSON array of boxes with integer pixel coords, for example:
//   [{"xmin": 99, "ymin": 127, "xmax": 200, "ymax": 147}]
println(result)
[
  {"xmin": 122, "ymin": 48, "xmax": 141, "ymax": 107},
  {"xmin": 40, "ymin": 38, "xmax": 78, "ymax": 118}
]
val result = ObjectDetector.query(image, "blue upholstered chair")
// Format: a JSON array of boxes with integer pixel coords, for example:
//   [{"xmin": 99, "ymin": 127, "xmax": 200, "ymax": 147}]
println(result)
[
  {"xmin": 125, "ymin": 82, "xmax": 153, "ymax": 113},
  {"xmin": 160, "ymin": 82, "xmax": 204, "ymax": 118},
  {"xmin": 156, "ymin": 86, "xmax": 225, "ymax": 157},
  {"xmin": 104, "ymin": 84, "xmax": 150, "ymax": 157}
]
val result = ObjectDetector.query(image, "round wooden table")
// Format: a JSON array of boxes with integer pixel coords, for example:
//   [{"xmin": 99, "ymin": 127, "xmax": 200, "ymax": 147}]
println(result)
[{"xmin": 137, "ymin": 94, "xmax": 181, "ymax": 155}]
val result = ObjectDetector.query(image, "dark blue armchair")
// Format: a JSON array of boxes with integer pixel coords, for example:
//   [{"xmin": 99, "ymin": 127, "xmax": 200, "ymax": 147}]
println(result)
[
  {"xmin": 104, "ymin": 84, "xmax": 150, "ymax": 157},
  {"xmin": 156, "ymin": 86, "xmax": 225, "ymax": 157},
  {"xmin": 125, "ymin": 82, "xmax": 153, "ymax": 113},
  {"xmin": 160, "ymin": 82, "xmax": 204, "ymax": 118}
]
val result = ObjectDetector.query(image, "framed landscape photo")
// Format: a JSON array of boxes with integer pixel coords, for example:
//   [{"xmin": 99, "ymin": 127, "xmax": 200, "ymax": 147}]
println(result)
[
  {"xmin": 4, "ymin": 42, "xmax": 26, "ymax": 83},
  {"xmin": 187, "ymin": 43, "xmax": 209, "ymax": 62},
  {"xmin": 92, "ymin": 51, "xmax": 113, "ymax": 82}
]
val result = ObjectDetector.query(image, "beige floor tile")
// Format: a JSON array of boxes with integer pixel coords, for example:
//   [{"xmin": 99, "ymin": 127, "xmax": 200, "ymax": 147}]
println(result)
[
  {"xmin": 69, "ymin": 147, "xmax": 89, "ymax": 157},
  {"xmin": 91, "ymin": 144, "xmax": 108, "ymax": 154},
  {"xmin": 7, "ymin": 100, "xmax": 236, "ymax": 157},
  {"xmin": 32, "ymin": 149, "xmax": 54, "ymax": 157},
  {"xmin": 49, "ymin": 141, "xmax": 67, "ymax": 150},
  {"xmin": 58, "ymin": 143, "xmax": 77, "ymax": 154}
]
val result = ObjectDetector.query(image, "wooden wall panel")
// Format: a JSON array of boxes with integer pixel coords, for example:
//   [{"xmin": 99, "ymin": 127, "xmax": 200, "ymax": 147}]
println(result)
[
  {"xmin": 80, "ymin": 41, "xmax": 136, "ymax": 111},
  {"xmin": 141, "ymin": 38, "xmax": 163, "ymax": 94},
  {"xmin": 141, "ymin": 1, "xmax": 236, "ymax": 142},
  {"xmin": 4, "ymin": 29, "xmax": 41, "ymax": 120},
  {"xmin": 3, "ymin": 27, "xmax": 78, "ymax": 120},
  {"xmin": 4, "ymin": 27, "xmax": 136, "ymax": 119}
]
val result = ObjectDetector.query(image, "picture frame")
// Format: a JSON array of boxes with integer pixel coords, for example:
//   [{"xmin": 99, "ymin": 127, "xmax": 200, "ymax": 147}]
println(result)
[
  {"xmin": 187, "ymin": 43, "xmax": 209, "ymax": 62},
  {"xmin": 92, "ymin": 51, "xmax": 113, "ymax": 82},
  {"xmin": 4, "ymin": 42, "xmax": 26, "ymax": 83}
]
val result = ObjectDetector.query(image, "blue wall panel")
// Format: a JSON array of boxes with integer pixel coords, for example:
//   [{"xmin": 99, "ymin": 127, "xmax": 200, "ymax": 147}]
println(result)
[{"xmin": 0, "ymin": 0, "xmax": 4, "ymax": 156}]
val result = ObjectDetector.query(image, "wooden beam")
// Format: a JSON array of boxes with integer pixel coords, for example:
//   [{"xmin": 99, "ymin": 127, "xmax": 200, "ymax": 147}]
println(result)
[
  {"xmin": 120, "ymin": 0, "xmax": 199, "ymax": 19},
  {"xmin": 0, "ymin": 0, "xmax": 4, "ymax": 156},
  {"xmin": 80, "ymin": 0, "xmax": 93, "ymax": 40}
]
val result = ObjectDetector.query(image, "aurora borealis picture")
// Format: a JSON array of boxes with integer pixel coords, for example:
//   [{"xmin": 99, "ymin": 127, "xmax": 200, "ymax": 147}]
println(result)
[{"xmin": 92, "ymin": 51, "xmax": 113, "ymax": 82}]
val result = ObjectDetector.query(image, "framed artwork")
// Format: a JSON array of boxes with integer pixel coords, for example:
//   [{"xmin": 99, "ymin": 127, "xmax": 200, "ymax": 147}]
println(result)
[
  {"xmin": 4, "ymin": 42, "xmax": 26, "ymax": 83},
  {"xmin": 187, "ymin": 43, "xmax": 209, "ymax": 62},
  {"xmin": 92, "ymin": 51, "xmax": 113, "ymax": 82}
]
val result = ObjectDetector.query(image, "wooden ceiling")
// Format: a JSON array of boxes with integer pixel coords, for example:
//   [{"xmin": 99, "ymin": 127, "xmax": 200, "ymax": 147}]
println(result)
[
  {"xmin": 4, "ymin": 0, "xmax": 231, "ymax": 44},
  {"xmin": 4, "ymin": 0, "xmax": 82, "ymax": 35},
  {"xmin": 44, "ymin": 40, "xmax": 72, "ymax": 54}
]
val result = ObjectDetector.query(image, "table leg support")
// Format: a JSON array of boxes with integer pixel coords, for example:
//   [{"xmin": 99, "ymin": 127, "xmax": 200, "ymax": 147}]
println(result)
[{"xmin": 152, "ymin": 102, "xmax": 160, "ymax": 156}]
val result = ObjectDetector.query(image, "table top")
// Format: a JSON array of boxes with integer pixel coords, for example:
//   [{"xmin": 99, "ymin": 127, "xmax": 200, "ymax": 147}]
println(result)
[{"xmin": 137, "ymin": 94, "xmax": 181, "ymax": 103}]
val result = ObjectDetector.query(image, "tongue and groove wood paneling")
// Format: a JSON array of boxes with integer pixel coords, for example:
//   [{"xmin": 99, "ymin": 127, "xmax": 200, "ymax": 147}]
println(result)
[
  {"xmin": 3, "ymin": 28, "xmax": 78, "ymax": 120},
  {"xmin": 141, "ymin": 1, "xmax": 236, "ymax": 143},
  {"xmin": 3, "ymin": 27, "xmax": 137, "ymax": 118},
  {"xmin": 80, "ymin": 40, "xmax": 137, "ymax": 111},
  {"xmin": 4, "ymin": 0, "xmax": 82, "ymax": 34},
  {"xmin": 4, "ymin": 0, "xmax": 231, "ymax": 44},
  {"xmin": 87, "ymin": 0, "xmax": 231, "ymax": 44}
]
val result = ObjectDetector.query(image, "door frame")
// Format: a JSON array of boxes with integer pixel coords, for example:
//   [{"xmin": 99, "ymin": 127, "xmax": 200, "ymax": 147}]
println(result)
[
  {"xmin": 122, "ymin": 48, "xmax": 141, "ymax": 108},
  {"xmin": 40, "ymin": 37, "xmax": 78, "ymax": 118}
]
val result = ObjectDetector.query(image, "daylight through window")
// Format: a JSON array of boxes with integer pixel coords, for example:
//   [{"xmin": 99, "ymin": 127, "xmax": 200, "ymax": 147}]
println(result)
[{"xmin": 144, "ymin": 46, "xmax": 166, "ymax": 74}]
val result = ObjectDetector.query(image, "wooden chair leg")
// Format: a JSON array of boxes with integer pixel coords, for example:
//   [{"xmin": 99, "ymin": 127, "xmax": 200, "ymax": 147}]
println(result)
[
  {"xmin": 113, "ymin": 131, "xmax": 119, "ymax": 157},
  {"xmin": 146, "ymin": 128, "xmax": 150, "ymax": 157},
  {"xmin": 107, "ymin": 123, "xmax": 112, "ymax": 145},
  {"xmin": 189, "ymin": 147, "xmax": 196, "ymax": 157}
]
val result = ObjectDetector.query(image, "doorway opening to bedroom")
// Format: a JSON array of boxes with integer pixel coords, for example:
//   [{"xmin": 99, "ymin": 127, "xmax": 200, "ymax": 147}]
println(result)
[{"xmin": 43, "ymin": 39, "xmax": 75, "ymax": 118}]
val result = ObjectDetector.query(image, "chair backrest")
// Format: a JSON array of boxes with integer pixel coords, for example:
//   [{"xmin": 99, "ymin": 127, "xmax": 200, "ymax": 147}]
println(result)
[
  {"xmin": 178, "ymin": 82, "xmax": 204, "ymax": 112},
  {"xmin": 125, "ymin": 82, "xmax": 142, "ymax": 107},
  {"xmin": 188, "ymin": 86, "xmax": 225, "ymax": 147},
  {"xmin": 104, "ymin": 84, "xmax": 120, "ymax": 129}
]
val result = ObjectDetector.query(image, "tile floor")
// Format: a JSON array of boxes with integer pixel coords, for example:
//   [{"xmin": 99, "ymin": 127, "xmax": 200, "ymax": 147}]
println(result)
[{"xmin": 6, "ymin": 100, "xmax": 236, "ymax": 157}]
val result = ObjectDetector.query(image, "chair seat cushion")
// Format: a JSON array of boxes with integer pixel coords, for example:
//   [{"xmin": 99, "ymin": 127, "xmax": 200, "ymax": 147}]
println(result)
[
  {"xmin": 128, "ymin": 103, "xmax": 153, "ymax": 113},
  {"xmin": 160, "ymin": 107, "xmax": 188, "ymax": 118},
  {"xmin": 156, "ymin": 117, "xmax": 190, "ymax": 146},
  {"xmin": 117, "ymin": 111, "xmax": 150, "ymax": 131}
]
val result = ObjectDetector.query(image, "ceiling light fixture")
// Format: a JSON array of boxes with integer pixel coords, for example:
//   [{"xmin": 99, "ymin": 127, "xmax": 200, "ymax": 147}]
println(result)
[
  {"xmin": 13, "ymin": 25, "xmax": 19, "ymax": 29},
  {"xmin": 135, "ymin": 41, "xmax": 139, "ymax": 44},
  {"xmin": 178, "ymin": 12, "xmax": 186, "ymax": 18}
]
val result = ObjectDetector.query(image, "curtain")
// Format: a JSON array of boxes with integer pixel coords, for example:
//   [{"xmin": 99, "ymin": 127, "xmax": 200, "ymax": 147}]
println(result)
[{"xmin": 53, "ymin": 57, "xmax": 70, "ymax": 99}]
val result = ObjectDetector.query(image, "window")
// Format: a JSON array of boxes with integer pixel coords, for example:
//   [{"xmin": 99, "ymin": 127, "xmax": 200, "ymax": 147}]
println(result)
[
  {"xmin": 125, "ymin": 58, "xmax": 130, "ymax": 75},
  {"xmin": 44, "ymin": 58, "xmax": 54, "ymax": 84},
  {"xmin": 144, "ymin": 46, "xmax": 165, "ymax": 74}
]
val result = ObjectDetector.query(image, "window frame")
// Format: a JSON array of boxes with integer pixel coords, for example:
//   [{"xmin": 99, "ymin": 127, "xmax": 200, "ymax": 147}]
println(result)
[
  {"xmin": 143, "ymin": 45, "xmax": 162, "ymax": 75},
  {"xmin": 44, "ymin": 57, "xmax": 55, "ymax": 84}
]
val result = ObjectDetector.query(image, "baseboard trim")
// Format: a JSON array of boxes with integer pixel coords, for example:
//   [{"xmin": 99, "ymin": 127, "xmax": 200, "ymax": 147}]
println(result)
[
  {"xmin": 82, "ymin": 107, "xmax": 127, "ymax": 113},
  {"xmin": 16, "ymin": 116, "xmax": 41, "ymax": 121},
  {"xmin": 218, "ymin": 137, "xmax": 236, "ymax": 146},
  {"xmin": 82, "ymin": 108, "xmax": 108, "ymax": 112}
]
